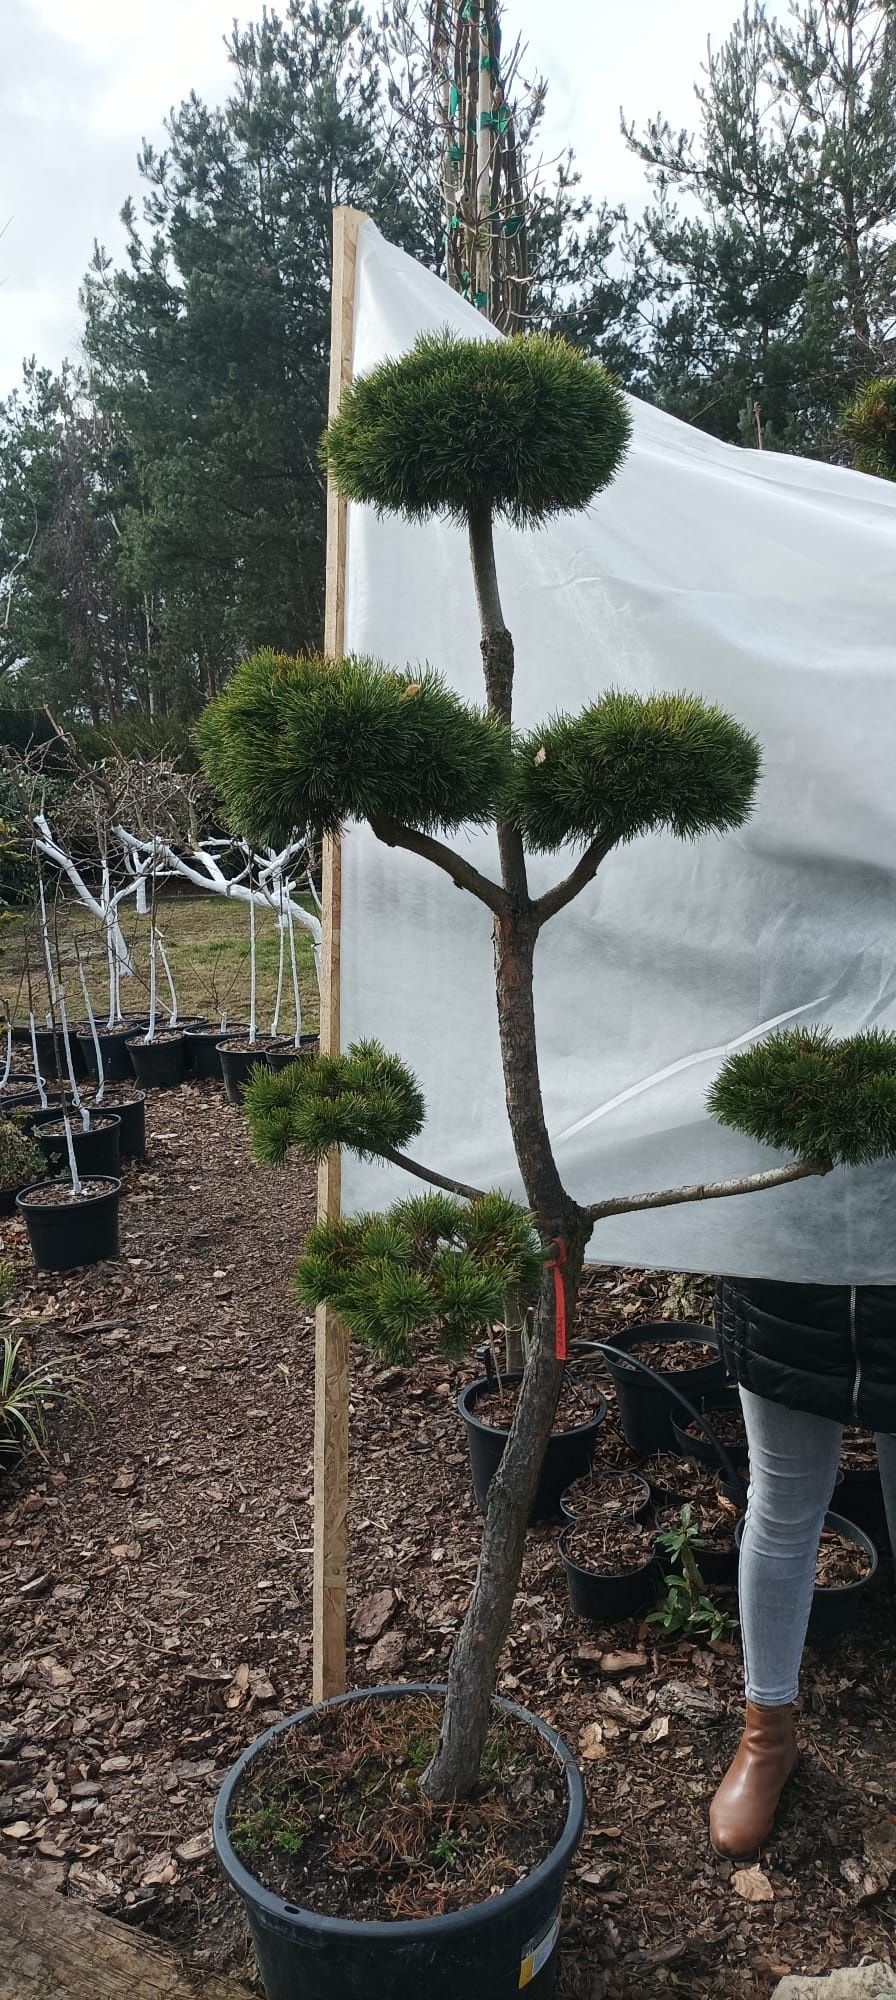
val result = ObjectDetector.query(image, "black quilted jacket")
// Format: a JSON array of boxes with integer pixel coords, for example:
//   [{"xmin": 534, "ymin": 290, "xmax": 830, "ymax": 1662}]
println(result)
[{"xmin": 715, "ymin": 1278, "xmax": 896, "ymax": 1432}]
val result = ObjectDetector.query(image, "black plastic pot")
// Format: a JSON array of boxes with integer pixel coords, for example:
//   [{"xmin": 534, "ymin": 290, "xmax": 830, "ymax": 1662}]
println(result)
[
  {"xmin": 559, "ymin": 1523, "xmax": 660, "ymax": 1623},
  {"xmin": 459, "ymin": 1375, "xmax": 607, "ymax": 1523},
  {"xmin": 126, "ymin": 1032, "xmax": 186, "ymax": 1091},
  {"xmin": 735, "ymin": 1510, "xmax": 877, "ymax": 1645},
  {"xmin": 213, "ymin": 1684, "xmax": 584, "ymax": 2000},
  {"xmin": 0, "ymin": 1086, "xmax": 42, "ymax": 1113},
  {"xmin": 0, "ymin": 1183, "xmax": 29, "ymax": 1219},
  {"xmin": 559, "ymin": 1470, "xmax": 651, "ymax": 1526},
  {"xmin": 76, "ymin": 1025, "xmax": 138, "ymax": 1084},
  {"xmin": 186, "ymin": 1026, "xmax": 245, "ymax": 1082},
  {"xmin": 28, "ymin": 1026, "xmax": 90, "ymax": 1081},
  {"xmin": 671, "ymin": 1391, "xmax": 749, "ymax": 1475},
  {"xmin": 218, "ymin": 1041, "xmax": 271, "ymax": 1105},
  {"xmin": 600, "ymin": 1325, "xmax": 727, "ymax": 1454},
  {"xmin": 266, "ymin": 1033, "xmax": 320, "ymax": 1073},
  {"xmin": 654, "ymin": 1504, "xmax": 742, "ymax": 1588},
  {"xmin": 178, "ymin": 1018, "xmax": 210, "ymax": 1076},
  {"xmin": 86, "ymin": 1093, "xmax": 146, "ymax": 1159},
  {"xmin": 32, "ymin": 1109, "xmax": 121, "ymax": 1179},
  {"xmin": 16, "ymin": 1175, "xmax": 121, "ymax": 1272}
]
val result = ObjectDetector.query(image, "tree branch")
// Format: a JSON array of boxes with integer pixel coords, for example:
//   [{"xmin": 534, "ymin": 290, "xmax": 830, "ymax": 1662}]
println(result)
[
  {"xmin": 370, "ymin": 815, "xmax": 506, "ymax": 915},
  {"xmin": 533, "ymin": 836, "xmax": 612, "ymax": 926},
  {"xmin": 379, "ymin": 1144, "xmax": 487, "ymax": 1203},
  {"xmin": 587, "ymin": 1158, "xmax": 827, "ymax": 1225}
]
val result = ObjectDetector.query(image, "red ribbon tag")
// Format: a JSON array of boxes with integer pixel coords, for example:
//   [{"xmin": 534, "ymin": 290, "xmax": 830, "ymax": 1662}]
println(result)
[{"xmin": 548, "ymin": 1238, "xmax": 568, "ymax": 1360}]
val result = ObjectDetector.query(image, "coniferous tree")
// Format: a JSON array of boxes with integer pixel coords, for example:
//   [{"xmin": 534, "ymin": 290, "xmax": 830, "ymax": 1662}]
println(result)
[{"xmin": 200, "ymin": 328, "xmax": 896, "ymax": 1798}]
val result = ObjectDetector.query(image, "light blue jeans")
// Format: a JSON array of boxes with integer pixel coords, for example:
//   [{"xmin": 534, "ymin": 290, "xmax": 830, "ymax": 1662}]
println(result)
[{"xmin": 738, "ymin": 1388, "xmax": 896, "ymax": 1706}]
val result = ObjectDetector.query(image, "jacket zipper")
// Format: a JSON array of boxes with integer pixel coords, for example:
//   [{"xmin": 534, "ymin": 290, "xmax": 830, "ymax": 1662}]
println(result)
[{"xmin": 850, "ymin": 1286, "xmax": 862, "ymax": 1421}]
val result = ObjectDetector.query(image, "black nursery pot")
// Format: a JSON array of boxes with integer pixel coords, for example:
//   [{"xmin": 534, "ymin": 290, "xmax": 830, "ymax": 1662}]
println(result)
[
  {"xmin": 90, "ymin": 1093, "xmax": 146, "ymax": 1159},
  {"xmin": 76, "ymin": 1026, "xmax": 137, "ymax": 1084},
  {"xmin": 29, "ymin": 1026, "xmax": 89, "ymax": 1082},
  {"xmin": 185, "ymin": 1026, "xmax": 244, "ymax": 1082},
  {"xmin": 559, "ymin": 1524, "xmax": 660, "ymax": 1623},
  {"xmin": 218, "ymin": 1041, "xmax": 270, "ymax": 1105},
  {"xmin": 735, "ymin": 1510, "xmax": 877, "ymax": 1645},
  {"xmin": 126, "ymin": 1032, "xmax": 186, "ymax": 1091},
  {"xmin": 836, "ymin": 1461, "xmax": 888, "ymax": 1546},
  {"xmin": 459, "ymin": 1376, "xmax": 607, "ymax": 1523},
  {"xmin": 32, "ymin": 1109, "xmax": 121, "ymax": 1178},
  {"xmin": 670, "ymin": 1390, "xmax": 749, "ymax": 1475},
  {"xmin": 601, "ymin": 1324, "xmax": 727, "ymax": 1454},
  {"xmin": 266, "ymin": 1033, "xmax": 320, "ymax": 1073},
  {"xmin": 16, "ymin": 1175, "xmax": 121, "ymax": 1272},
  {"xmin": 559, "ymin": 1470, "xmax": 652, "ymax": 1526},
  {"xmin": 178, "ymin": 1018, "xmax": 210, "ymax": 1075},
  {"xmin": 213, "ymin": 1684, "xmax": 585, "ymax": 2000}
]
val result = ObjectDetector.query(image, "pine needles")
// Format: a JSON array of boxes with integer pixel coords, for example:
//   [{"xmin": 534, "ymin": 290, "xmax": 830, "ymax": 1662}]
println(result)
[
  {"xmin": 708, "ymin": 1027, "xmax": 896, "ymax": 1170},
  {"xmin": 244, "ymin": 1042, "xmax": 426, "ymax": 1164}
]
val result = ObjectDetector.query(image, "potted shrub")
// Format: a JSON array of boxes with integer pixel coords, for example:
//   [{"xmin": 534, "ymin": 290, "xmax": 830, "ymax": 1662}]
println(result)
[
  {"xmin": 201, "ymin": 329, "xmax": 896, "ymax": 1996},
  {"xmin": 0, "ymin": 1115, "xmax": 46, "ymax": 1218}
]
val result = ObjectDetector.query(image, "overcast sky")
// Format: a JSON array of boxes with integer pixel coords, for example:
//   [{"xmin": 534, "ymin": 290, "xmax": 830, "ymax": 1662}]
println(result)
[{"xmin": 1, "ymin": 0, "xmax": 739, "ymax": 398}]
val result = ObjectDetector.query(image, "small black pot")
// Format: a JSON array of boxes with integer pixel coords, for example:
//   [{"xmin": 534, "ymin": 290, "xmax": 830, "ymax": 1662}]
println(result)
[
  {"xmin": 213, "ymin": 1684, "xmax": 585, "ymax": 2000},
  {"xmin": 87, "ymin": 1093, "xmax": 146, "ymax": 1159},
  {"xmin": 459, "ymin": 1375, "xmax": 607, "ymax": 1523},
  {"xmin": 126, "ymin": 1033, "xmax": 186, "ymax": 1091},
  {"xmin": 177, "ymin": 1018, "xmax": 210, "ymax": 1076},
  {"xmin": 16, "ymin": 1175, "xmax": 121, "ymax": 1272},
  {"xmin": 218, "ymin": 1041, "xmax": 271, "ymax": 1105},
  {"xmin": 76, "ymin": 1025, "xmax": 137, "ymax": 1084},
  {"xmin": 654, "ymin": 1506, "xmax": 742, "ymax": 1588},
  {"xmin": 670, "ymin": 1391, "xmax": 749, "ymax": 1475},
  {"xmin": 0, "ymin": 1086, "xmax": 42, "ymax": 1113},
  {"xmin": 0, "ymin": 1182, "xmax": 30, "ymax": 1219},
  {"xmin": 559, "ymin": 1470, "xmax": 651, "ymax": 1526},
  {"xmin": 559, "ymin": 1524, "xmax": 660, "ymax": 1623},
  {"xmin": 601, "ymin": 1325, "xmax": 727, "ymax": 1454},
  {"xmin": 735, "ymin": 1510, "xmax": 877, "ymax": 1645},
  {"xmin": 186, "ymin": 1026, "xmax": 245, "ymax": 1082},
  {"xmin": 32, "ymin": 1109, "xmax": 121, "ymax": 1178},
  {"xmin": 29, "ymin": 1026, "xmax": 89, "ymax": 1082},
  {"xmin": 266, "ymin": 1033, "xmax": 320, "ymax": 1073}
]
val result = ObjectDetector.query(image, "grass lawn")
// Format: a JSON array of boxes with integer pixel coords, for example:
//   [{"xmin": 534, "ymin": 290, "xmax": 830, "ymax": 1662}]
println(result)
[{"xmin": 0, "ymin": 889, "xmax": 320, "ymax": 1034}]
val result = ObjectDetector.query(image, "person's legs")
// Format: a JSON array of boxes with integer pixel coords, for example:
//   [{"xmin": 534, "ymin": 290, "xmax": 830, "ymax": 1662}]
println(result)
[
  {"xmin": 737, "ymin": 1390, "xmax": 844, "ymax": 1703},
  {"xmin": 710, "ymin": 1390, "xmax": 843, "ymax": 1858}
]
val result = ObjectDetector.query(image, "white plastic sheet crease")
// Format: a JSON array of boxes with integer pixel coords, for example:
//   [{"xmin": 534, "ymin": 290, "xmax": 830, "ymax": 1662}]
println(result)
[{"xmin": 340, "ymin": 221, "xmax": 896, "ymax": 1282}]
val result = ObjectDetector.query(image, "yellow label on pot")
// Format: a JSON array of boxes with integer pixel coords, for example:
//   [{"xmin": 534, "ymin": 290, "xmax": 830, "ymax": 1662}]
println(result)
[{"xmin": 519, "ymin": 1908, "xmax": 560, "ymax": 1987}]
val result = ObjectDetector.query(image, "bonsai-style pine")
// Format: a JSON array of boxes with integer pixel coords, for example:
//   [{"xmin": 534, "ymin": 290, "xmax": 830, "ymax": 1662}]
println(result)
[
  {"xmin": 200, "ymin": 328, "xmax": 896, "ymax": 1803},
  {"xmin": 840, "ymin": 374, "xmax": 896, "ymax": 481}
]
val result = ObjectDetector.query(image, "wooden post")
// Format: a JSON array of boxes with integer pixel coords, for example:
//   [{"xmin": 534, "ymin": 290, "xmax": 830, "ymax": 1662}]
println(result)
[{"xmin": 313, "ymin": 205, "xmax": 367, "ymax": 1704}]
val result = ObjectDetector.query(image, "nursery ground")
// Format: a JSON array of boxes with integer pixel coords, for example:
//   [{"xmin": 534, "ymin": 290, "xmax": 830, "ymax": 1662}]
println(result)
[{"xmin": 1, "ymin": 1086, "xmax": 895, "ymax": 2000}]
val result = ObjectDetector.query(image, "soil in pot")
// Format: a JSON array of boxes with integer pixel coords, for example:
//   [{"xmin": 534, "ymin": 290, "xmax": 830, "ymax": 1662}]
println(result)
[
  {"xmin": 584, "ymin": 1394, "xmax": 643, "ymax": 1472},
  {"xmin": 559, "ymin": 1513, "xmax": 659, "ymax": 1621},
  {"xmin": 614, "ymin": 1338, "xmax": 720, "ymax": 1371},
  {"xmin": 815, "ymin": 1526, "xmax": 873, "ymax": 1588},
  {"xmin": 460, "ymin": 1373, "xmax": 606, "ymax": 1522},
  {"xmin": 676, "ymin": 1401, "xmax": 749, "ymax": 1466},
  {"xmin": 227, "ymin": 1692, "xmax": 567, "ymax": 1920},
  {"xmin": 560, "ymin": 1467, "xmax": 651, "ymax": 1524}
]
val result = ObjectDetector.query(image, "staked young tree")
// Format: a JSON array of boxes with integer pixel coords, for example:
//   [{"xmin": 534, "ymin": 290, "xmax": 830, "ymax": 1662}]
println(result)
[{"xmin": 200, "ymin": 328, "xmax": 896, "ymax": 1800}]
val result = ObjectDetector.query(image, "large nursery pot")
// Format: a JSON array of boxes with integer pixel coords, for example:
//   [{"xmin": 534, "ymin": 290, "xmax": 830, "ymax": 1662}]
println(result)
[
  {"xmin": 600, "ymin": 1324, "xmax": 727, "ymax": 1453},
  {"xmin": 80, "ymin": 1089, "xmax": 146, "ymax": 1160},
  {"xmin": 266, "ymin": 1033, "xmax": 320, "ymax": 1073},
  {"xmin": 16, "ymin": 1175, "xmax": 121, "ymax": 1272},
  {"xmin": 218, "ymin": 1040, "xmax": 272, "ymax": 1105},
  {"xmin": 126, "ymin": 1031, "xmax": 186, "ymax": 1091},
  {"xmin": 32, "ymin": 1109, "xmax": 121, "ymax": 1179},
  {"xmin": 76, "ymin": 1024, "xmax": 138, "ymax": 1083},
  {"xmin": 178, "ymin": 1017, "xmax": 210, "ymax": 1075},
  {"xmin": 213, "ymin": 1685, "xmax": 585, "ymax": 2000},
  {"xmin": 459, "ymin": 1374, "xmax": 607, "ymax": 1522},
  {"xmin": 735, "ymin": 1510, "xmax": 877, "ymax": 1645},
  {"xmin": 29, "ymin": 1026, "xmax": 89, "ymax": 1082},
  {"xmin": 185, "ymin": 1024, "xmax": 245, "ymax": 1081}
]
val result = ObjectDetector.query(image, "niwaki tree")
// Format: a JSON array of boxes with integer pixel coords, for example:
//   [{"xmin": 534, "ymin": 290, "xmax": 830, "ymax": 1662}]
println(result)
[{"xmin": 200, "ymin": 330, "xmax": 896, "ymax": 1801}]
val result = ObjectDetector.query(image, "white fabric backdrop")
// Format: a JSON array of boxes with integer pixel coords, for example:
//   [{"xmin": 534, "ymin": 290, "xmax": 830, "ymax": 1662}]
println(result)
[{"xmin": 340, "ymin": 220, "xmax": 896, "ymax": 1283}]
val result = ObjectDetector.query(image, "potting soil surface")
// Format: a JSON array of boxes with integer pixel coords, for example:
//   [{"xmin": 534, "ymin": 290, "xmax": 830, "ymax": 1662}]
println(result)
[
  {"xmin": 614, "ymin": 1339, "xmax": 720, "ymax": 1372},
  {"xmin": 18, "ymin": 1178, "xmax": 117, "ymax": 1206},
  {"xmin": 473, "ymin": 1372, "xmax": 601, "ymax": 1433},
  {"xmin": 1, "ymin": 1092, "xmax": 894, "ymax": 1998},
  {"xmin": 815, "ymin": 1528, "xmax": 874, "ymax": 1589}
]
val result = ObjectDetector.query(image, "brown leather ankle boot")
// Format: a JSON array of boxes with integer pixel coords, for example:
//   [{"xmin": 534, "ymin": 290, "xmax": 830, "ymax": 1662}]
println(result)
[{"xmin": 709, "ymin": 1703, "xmax": 798, "ymax": 1859}]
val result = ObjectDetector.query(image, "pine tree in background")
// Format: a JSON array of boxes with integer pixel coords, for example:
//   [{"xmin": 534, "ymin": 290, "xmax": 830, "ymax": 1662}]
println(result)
[
  {"xmin": 200, "ymin": 328, "xmax": 896, "ymax": 1800},
  {"xmin": 841, "ymin": 374, "xmax": 896, "ymax": 478}
]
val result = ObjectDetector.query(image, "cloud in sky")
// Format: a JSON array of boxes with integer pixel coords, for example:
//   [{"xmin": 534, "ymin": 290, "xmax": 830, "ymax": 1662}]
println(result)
[{"xmin": 0, "ymin": 0, "xmax": 737, "ymax": 397}]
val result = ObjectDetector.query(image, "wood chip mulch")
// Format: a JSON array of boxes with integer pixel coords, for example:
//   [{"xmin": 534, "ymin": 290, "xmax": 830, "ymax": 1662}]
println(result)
[{"xmin": 1, "ymin": 1091, "xmax": 895, "ymax": 1997}]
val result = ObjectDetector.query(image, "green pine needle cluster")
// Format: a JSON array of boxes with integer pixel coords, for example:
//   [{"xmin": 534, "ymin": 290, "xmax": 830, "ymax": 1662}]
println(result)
[
  {"xmin": 244, "ymin": 1041, "xmax": 425, "ymax": 1165},
  {"xmin": 506, "ymin": 690, "xmax": 761, "ymax": 852},
  {"xmin": 840, "ymin": 376, "xmax": 896, "ymax": 481},
  {"xmin": 708, "ymin": 1027, "xmax": 896, "ymax": 1170},
  {"xmin": 295, "ymin": 1189, "xmax": 543, "ymax": 1364},
  {"xmin": 197, "ymin": 650, "xmax": 510, "ymax": 848},
  {"xmin": 322, "ymin": 330, "xmax": 632, "ymax": 528}
]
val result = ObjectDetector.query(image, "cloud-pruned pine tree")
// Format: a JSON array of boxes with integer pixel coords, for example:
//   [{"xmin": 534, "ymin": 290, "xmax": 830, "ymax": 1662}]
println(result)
[{"xmin": 201, "ymin": 327, "xmax": 896, "ymax": 1803}]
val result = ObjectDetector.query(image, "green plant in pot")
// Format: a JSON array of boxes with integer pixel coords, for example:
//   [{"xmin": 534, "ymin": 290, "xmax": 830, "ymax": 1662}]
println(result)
[
  {"xmin": 0, "ymin": 1115, "xmax": 45, "ymax": 1217},
  {"xmin": 200, "ymin": 329, "xmax": 896, "ymax": 1999}
]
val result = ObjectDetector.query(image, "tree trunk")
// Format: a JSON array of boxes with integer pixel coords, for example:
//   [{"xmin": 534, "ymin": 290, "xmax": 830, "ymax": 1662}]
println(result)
[{"xmin": 421, "ymin": 1225, "xmax": 587, "ymax": 1800}]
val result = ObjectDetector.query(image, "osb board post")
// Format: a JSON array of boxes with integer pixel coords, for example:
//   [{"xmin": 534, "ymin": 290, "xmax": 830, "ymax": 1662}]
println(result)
[{"xmin": 313, "ymin": 205, "xmax": 367, "ymax": 1704}]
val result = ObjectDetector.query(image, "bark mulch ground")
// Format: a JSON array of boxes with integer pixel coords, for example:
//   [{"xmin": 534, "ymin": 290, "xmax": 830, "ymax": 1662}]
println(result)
[{"xmin": 0, "ymin": 1090, "xmax": 894, "ymax": 1998}]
